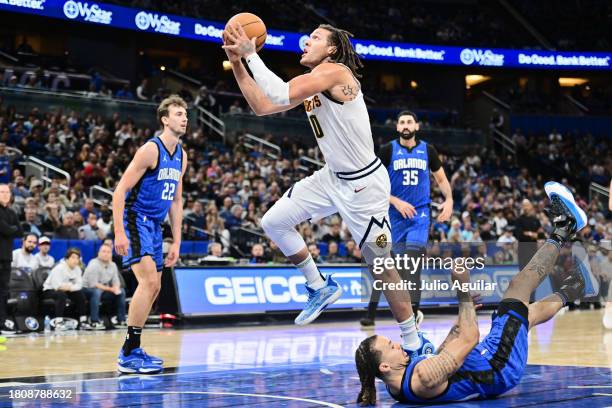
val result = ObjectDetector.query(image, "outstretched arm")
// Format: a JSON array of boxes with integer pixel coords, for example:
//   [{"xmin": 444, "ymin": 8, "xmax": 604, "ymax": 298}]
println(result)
[
  {"xmin": 223, "ymin": 24, "xmax": 343, "ymax": 116},
  {"xmin": 411, "ymin": 264, "xmax": 479, "ymax": 398}
]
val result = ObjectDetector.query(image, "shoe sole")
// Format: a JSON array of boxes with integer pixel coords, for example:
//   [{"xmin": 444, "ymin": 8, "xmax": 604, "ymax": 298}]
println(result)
[
  {"xmin": 117, "ymin": 365, "xmax": 163, "ymax": 374},
  {"xmin": 572, "ymin": 243, "xmax": 600, "ymax": 298},
  {"xmin": 544, "ymin": 182, "xmax": 587, "ymax": 231},
  {"xmin": 416, "ymin": 310, "xmax": 424, "ymax": 327},
  {"xmin": 294, "ymin": 286, "xmax": 343, "ymax": 326}
]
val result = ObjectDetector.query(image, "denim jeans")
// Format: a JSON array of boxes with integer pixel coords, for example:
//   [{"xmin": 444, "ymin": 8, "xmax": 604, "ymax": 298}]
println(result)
[{"xmin": 84, "ymin": 287, "xmax": 126, "ymax": 323}]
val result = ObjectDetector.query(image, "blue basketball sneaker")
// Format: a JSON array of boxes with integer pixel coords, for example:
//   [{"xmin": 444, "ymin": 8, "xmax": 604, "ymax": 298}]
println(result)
[
  {"xmin": 402, "ymin": 331, "xmax": 436, "ymax": 360},
  {"xmin": 117, "ymin": 348, "xmax": 163, "ymax": 374},
  {"xmin": 544, "ymin": 181, "xmax": 587, "ymax": 238},
  {"xmin": 294, "ymin": 275, "xmax": 343, "ymax": 326},
  {"xmin": 571, "ymin": 242, "xmax": 599, "ymax": 298}
]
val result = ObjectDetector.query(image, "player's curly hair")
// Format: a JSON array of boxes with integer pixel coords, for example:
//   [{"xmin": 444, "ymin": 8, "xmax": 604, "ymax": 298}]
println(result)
[
  {"xmin": 318, "ymin": 24, "xmax": 363, "ymax": 78},
  {"xmin": 355, "ymin": 335, "xmax": 382, "ymax": 406}
]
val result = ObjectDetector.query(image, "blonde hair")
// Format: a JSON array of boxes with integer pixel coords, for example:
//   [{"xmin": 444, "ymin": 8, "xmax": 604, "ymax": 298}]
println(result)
[{"xmin": 157, "ymin": 95, "xmax": 188, "ymax": 127}]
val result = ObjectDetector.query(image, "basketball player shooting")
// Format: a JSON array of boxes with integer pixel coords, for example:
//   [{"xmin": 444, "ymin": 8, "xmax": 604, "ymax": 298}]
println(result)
[
  {"xmin": 112, "ymin": 96, "xmax": 188, "ymax": 374},
  {"xmin": 223, "ymin": 23, "xmax": 433, "ymax": 355},
  {"xmin": 355, "ymin": 182, "xmax": 599, "ymax": 405}
]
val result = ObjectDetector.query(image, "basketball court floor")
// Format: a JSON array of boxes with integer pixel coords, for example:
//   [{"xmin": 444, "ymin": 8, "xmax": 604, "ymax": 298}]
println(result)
[{"xmin": 0, "ymin": 309, "xmax": 610, "ymax": 407}]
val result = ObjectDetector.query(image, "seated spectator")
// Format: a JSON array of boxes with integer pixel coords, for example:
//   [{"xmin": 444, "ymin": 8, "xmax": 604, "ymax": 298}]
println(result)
[
  {"xmin": 345, "ymin": 239, "xmax": 361, "ymax": 262},
  {"xmin": 268, "ymin": 240, "xmax": 286, "ymax": 264},
  {"xmin": 96, "ymin": 208, "xmax": 112, "ymax": 237},
  {"xmin": 497, "ymin": 226, "xmax": 517, "ymax": 245},
  {"xmin": 11, "ymin": 175, "xmax": 30, "ymax": 201},
  {"xmin": 203, "ymin": 242, "xmax": 226, "ymax": 261},
  {"xmin": 42, "ymin": 201, "xmax": 62, "ymax": 234},
  {"xmin": 115, "ymin": 84, "xmax": 134, "ymax": 100},
  {"xmin": 79, "ymin": 198, "xmax": 100, "ymax": 220},
  {"xmin": 55, "ymin": 211, "xmax": 79, "ymax": 239},
  {"xmin": 249, "ymin": 243, "xmax": 267, "ymax": 264},
  {"xmin": 33, "ymin": 236, "xmax": 55, "ymax": 269},
  {"xmin": 11, "ymin": 233, "xmax": 38, "ymax": 272},
  {"xmin": 79, "ymin": 212, "xmax": 105, "ymax": 240},
  {"xmin": 308, "ymin": 243, "xmax": 323, "ymax": 263},
  {"xmin": 224, "ymin": 204, "xmax": 244, "ymax": 229},
  {"xmin": 82, "ymin": 244, "xmax": 126, "ymax": 330},
  {"xmin": 42, "ymin": 248, "xmax": 89, "ymax": 330},
  {"xmin": 447, "ymin": 218, "xmax": 463, "ymax": 242},
  {"xmin": 21, "ymin": 205, "xmax": 42, "ymax": 237},
  {"xmin": 324, "ymin": 241, "xmax": 345, "ymax": 263},
  {"xmin": 185, "ymin": 201, "xmax": 206, "ymax": 239},
  {"xmin": 322, "ymin": 221, "xmax": 342, "ymax": 243}
]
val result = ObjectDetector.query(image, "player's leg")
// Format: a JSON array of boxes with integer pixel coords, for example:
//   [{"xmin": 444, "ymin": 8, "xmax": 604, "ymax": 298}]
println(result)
[
  {"xmin": 502, "ymin": 182, "xmax": 589, "ymax": 305},
  {"xmin": 339, "ymin": 166, "xmax": 432, "ymax": 354},
  {"xmin": 260, "ymin": 169, "xmax": 340, "ymax": 325},
  {"xmin": 118, "ymin": 217, "xmax": 162, "ymax": 373}
]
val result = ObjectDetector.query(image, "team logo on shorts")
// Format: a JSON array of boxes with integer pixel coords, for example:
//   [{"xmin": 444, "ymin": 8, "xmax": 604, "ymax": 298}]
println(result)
[{"xmin": 375, "ymin": 233, "xmax": 388, "ymax": 248}]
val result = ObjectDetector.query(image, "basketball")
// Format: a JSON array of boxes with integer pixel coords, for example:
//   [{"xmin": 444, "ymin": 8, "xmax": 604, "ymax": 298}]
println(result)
[{"xmin": 224, "ymin": 12, "xmax": 267, "ymax": 51}]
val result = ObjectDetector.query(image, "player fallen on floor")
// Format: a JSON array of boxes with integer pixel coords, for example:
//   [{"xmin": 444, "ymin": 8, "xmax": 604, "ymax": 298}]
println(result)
[{"xmin": 355, "ymin": 181, "xmax": 599, "ymax": 404}]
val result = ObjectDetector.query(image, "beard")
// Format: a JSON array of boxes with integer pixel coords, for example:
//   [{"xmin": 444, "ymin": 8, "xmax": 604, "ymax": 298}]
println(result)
[
  {"xmin": 398, "ymin": 129, "xmax": 416, "ymax": 140},
  {"xmin": 24, "ymin": 247, "xmax": 35, "ymax": 254}
]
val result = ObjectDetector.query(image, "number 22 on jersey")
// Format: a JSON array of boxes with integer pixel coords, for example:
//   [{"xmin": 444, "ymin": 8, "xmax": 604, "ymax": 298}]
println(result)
[{"xmin": 161, "ymin": 182, "xmax": 175, "ymax": 200}]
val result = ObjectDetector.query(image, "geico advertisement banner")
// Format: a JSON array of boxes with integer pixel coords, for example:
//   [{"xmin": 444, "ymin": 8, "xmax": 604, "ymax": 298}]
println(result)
[
  {"xmin": 0, "ymin": 1, "xmax": 610, "ymax": 70},
  {"xmin": 172, "ymin": 265, "xmax": 542, "ymax": 316}
]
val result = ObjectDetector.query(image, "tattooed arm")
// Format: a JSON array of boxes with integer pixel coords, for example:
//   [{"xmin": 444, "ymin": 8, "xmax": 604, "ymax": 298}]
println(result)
[{"xmin": 411, "ymin": 263, "xmax": 479, "ymax": 398}]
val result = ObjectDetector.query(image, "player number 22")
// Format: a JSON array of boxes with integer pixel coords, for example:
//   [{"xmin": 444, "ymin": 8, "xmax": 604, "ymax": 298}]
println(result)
[
  {"xmin": 161, "ymin": 182, "xmax": 175, "ymax": 200},
  {"xmin": 402, "ymin": 170, "xmax": 418, "ymax": 186}
]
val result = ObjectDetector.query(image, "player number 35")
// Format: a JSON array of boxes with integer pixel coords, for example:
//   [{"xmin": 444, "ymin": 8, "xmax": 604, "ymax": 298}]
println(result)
[
  {"xmin": 402, "ymin": 170, "xmax": 418, "ymax": 186},
  {"xmin": 161, "ymin": 182, "xmax": 176, "ymax": 200}
]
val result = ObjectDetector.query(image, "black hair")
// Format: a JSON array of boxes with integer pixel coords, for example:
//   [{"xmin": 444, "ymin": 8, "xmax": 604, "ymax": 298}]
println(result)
[
  {"xmin": 318, "ymin": 24, "xmax": 363, "ymax": 78},
  {"xmin": 397, "ymin": 110, "xmax": 418, "ymax": 122},
  {"xmin": 64, "ymin": 247, "xmax": 81, "ymax": 260},
  {"xmin": 23, "ymin": 233, "xmax": 38, "ymax": 241},
  {"xmin": 355, "ymin": 335, "xmax": 382, "ymax": 405}
]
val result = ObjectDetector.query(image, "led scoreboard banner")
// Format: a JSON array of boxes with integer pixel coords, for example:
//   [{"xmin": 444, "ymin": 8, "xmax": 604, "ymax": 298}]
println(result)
[{"xmin": 1, "ymin": 0, "xmax": 611, "ymax": 70}]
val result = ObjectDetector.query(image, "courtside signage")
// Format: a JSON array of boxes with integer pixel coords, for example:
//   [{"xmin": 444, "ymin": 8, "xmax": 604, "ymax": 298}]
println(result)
[
  {"xmin": 1, "ymin": 0, "xmax": 610, "ymax": 70},
  {"xmin": 173, "ymin": 265, "xmax": 523, "ymax": 316}
]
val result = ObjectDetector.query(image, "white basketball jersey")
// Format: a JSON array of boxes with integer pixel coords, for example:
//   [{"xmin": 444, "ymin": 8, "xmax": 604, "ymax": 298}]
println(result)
[{"xmin": 303, "ymin": 66, "xmax": 376, "ymax": 173}]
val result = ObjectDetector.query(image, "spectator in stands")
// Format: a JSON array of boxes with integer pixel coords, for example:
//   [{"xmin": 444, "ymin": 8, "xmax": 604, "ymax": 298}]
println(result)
[
  {"xmin": 83, "ymin": 243, "xmax": 126, "ymax": 330},
  {"xmin": 479, "ymin": 220, "xmax": 496, "ymax": 241},
  {"xmin": 55, "ymin": 211, "xmax": 79, "ymax": 239},
  {"xmin": 228, "ymin": 100, "xmax": 244, "ymax": 115},
  {"xmin": 42, "ymin": 247, "xmax": 89, "ymax": 330},
  {"xmin": 321, "ymin": 221, "xmax": 342, "ymax": 243},
  {"xmin": 0, "ymin": 183, "xmax": 22, "ymax": 334},
  {"xmin": 492, "ymin": 209, "xmax": 508, "ymax": 236},
  {"xmin": 206, "ymin": 215, "xmax": 231, "ymax": 254},
  {"xmin": 194, "ymin": 86, "xmax": 216, "ymax": 111},
  {"xmin": 324, "ymin": 241, "xmax": 345, "ymax": 263},
  {"xmin": 11, "ymin": 175, "xmax": 30, "ymax": 201},
  {"xmin": 219, "ymin": 196, "xmax": 232, "ymax": 219},
  {"xmin": 308, "ymin": 243, "xmax": 323, "ymax": 263},
  {"xmin": 0, "ymin": 143, "xmax": 11, "ymax": 183},
  {"xmin": 115, "ymin": 83, "xmax": 134, "ymax": 100},
  {"xmin": 514, "ymin": 199, "xmax": 542, "ymax": 270},
  {"xmin": 11, "ymin": 233, "xmax": 38, "ymax": 272},
  {"xmin": 136, "ymin": 79, "xmax": 148, "ymax": 101},
  {"xmin": 345, "ymin": 239, "xmax": 361, "ymax": 263},
  {"xmin": 238, "ymin": 180, "xmax": 252, "ymax": 202},
  {"xmin": 268, "ymin": 241, "xmax": 286, "ymax": 264},
  {"xmin": 185, "ymin": 201, "xmax": 206, "ymax": 239},
  {"xmin": 21, "ymin": 205, "xmax": 42, "ymax": 237},
  {"xmin": 249, "ymin": 243, "xmax": 267, "ymax": 264},
  {"xmin": 96, "ymin": 208, "xmax": 112, "ymax": 238},
  {"xmin": 447, "ymin": 218, "xmax": 463, "ymax": 243},
  {"xmin": 42, "ymin": 200, "xmax": 62, "ymax": 234},
  {"xmin": 79, "ymin": 198, "xmax": 100, "ymax": 219},
  {"xmin": 33, "ymin": 236, "xmax": 54, "ymax": 269},
  {"xmin": 497, "ymin": 226, "xmax": 517, "ymax": 244},
  {"xmin": 79, "ymin": 212, "xmax": 106, "ymax": 240},
  {"xmin": 224, "ymin": 204, "xmax": 244, "ymax": 229},
  {"xmin": 203, "ymin": 242, "xmax": 224, "ymax": 260}
]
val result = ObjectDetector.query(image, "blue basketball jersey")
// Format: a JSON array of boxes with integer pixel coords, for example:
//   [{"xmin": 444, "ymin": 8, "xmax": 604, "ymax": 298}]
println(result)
[
  {"xmin": 387, "ymin": 139, "xmax": 431, "ymax": 209},
  {"xmin": 125, "ymin": 137, "xmax": 183, "ymax": 222}
]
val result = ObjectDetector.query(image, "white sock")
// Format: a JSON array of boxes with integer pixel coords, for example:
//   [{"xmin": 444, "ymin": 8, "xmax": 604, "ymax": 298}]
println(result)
[
  {"xmin": 399, "ymin": 315, "xmax": 422, "ymax": 350},
  {"xmin": 297, "ymin": 254, "xmax": 326, "ymax": 290}
]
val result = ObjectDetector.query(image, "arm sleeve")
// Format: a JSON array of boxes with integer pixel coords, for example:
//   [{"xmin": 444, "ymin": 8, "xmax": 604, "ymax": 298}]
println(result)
[
  {"xmin": 378, "ymin": 143, "xmax": 393, "ymax": 167},
  {"xmin": 427, "ymin": 144, "xmax": 442, "ymax": 172}
]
